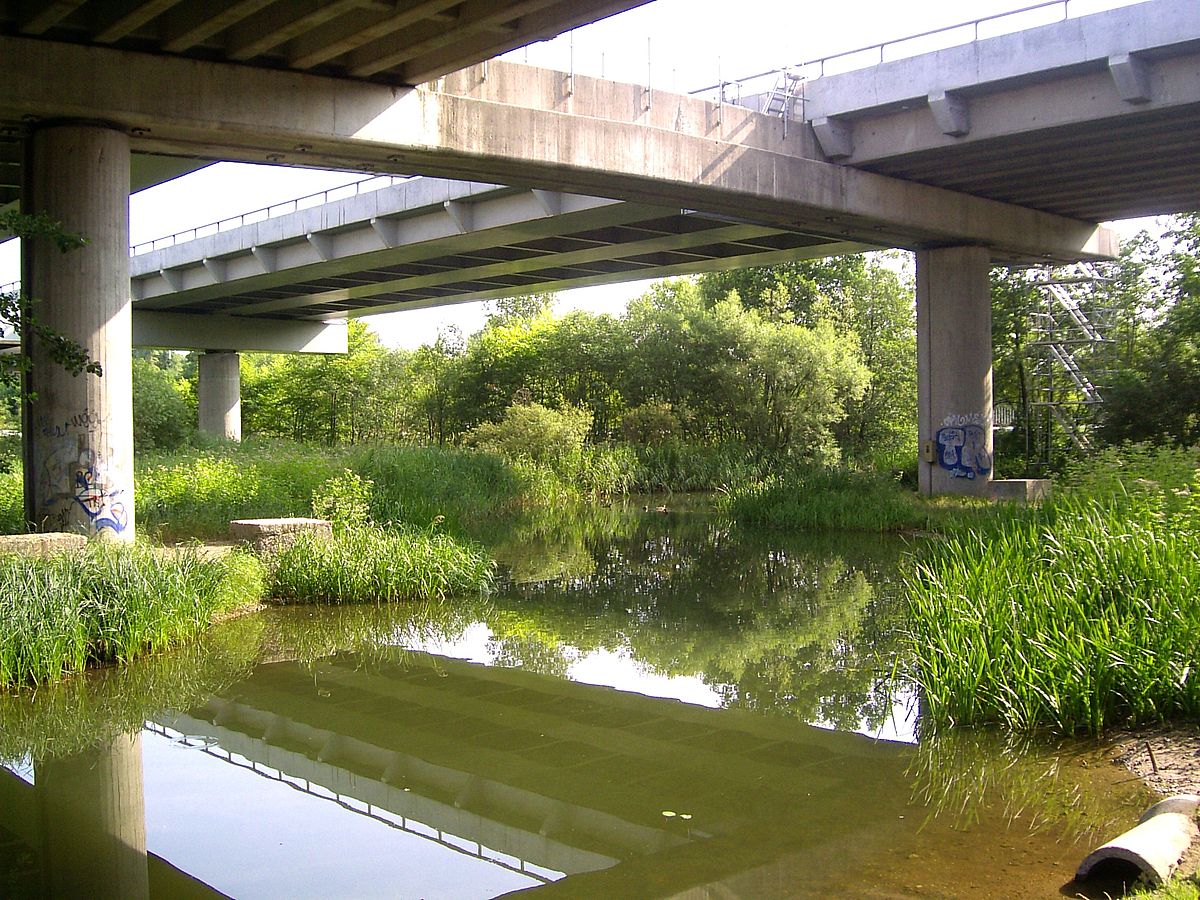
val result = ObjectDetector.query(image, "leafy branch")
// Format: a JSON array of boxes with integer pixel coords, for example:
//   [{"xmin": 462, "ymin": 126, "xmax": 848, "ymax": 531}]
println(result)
[{"xmin": 0, "ymin": 210, "xmax": 101, "ymax": 384}]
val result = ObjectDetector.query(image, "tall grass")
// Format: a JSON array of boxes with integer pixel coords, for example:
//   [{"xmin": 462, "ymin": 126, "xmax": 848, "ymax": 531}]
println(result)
[
  {"xmin": 137, "ymin": 440, "xmax": 348, "ymax": 538},
  {"xmin": 630, "ymin": 440, "xmax": 762, "ymax": 492},
  {"xmin": 351, "ymin": 444, "xmax": 523, "ymax": 529},
  {"xmin": 0, "ymin": 544, "xmax": 265, "ymax": 687},
  {"xmin": 726, "ymin": 465, "xmax": 928, "ymax": 531},
  {"xmin": 0, "ymin": 468, "xmax": 21, "ymax": 534},
  {"xmin": 904, "ymin": 483, "xmax": 1200, "ymax": 734},
  {"xmin": 266, "ymin": 525, "xmax": 494, "ymax": 604},
  {"xmin": 1060, "ymin": 441, "xmax": 1200, "ymax": 511}
]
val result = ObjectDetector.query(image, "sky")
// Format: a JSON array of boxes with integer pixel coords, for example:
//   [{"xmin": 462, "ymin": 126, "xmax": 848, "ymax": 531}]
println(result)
[{"xmin": 0, "ymin": 0, "xmax": 1159, "ymax": 350}]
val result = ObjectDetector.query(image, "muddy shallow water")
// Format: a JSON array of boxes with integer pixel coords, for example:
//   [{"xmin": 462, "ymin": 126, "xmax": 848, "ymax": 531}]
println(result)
[{"xmin": 0, "ymin": 503, "xmax": 1156, "ymax": 897}]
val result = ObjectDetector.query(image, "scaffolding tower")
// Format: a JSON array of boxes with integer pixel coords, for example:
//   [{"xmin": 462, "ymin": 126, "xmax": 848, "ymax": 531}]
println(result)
[{"xmin": 1026, "ymin": 262, "xmax": 1115, "ymax": 462}]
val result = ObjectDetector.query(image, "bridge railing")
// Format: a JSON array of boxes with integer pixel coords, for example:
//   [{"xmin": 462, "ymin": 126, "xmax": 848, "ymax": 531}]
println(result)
[
  {"xmin": 690, "ymin": 0, "xmax": 1126, "ymax": 105},
  {"xmin": 130, "ymin": 173, "xmax": 416, "ymax": 257}
]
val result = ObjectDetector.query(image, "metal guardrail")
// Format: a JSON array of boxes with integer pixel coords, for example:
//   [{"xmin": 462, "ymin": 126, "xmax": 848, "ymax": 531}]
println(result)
[
  {"xmin": 130, "ymin": 173, "xmax": 415, "ymax": 257},
  {"xmin": 692, "ymin": 0, "xmax": 1114, "ymax": 102}
]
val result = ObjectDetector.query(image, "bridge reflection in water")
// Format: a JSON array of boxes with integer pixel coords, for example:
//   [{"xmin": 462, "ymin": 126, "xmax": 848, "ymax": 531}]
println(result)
[
  {"xmin": 1, "ymin": 642, "xmax": 918, "ymax": 898},
  {"xmin": 164, "ymin": 647, "xmax": 912, "ymax": 896}
]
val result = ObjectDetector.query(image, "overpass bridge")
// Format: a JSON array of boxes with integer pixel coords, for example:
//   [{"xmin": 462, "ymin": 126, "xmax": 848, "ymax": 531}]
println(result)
[{"xmin": 1, "ymin": 0, "xmax": 1198, "ymax": 536}]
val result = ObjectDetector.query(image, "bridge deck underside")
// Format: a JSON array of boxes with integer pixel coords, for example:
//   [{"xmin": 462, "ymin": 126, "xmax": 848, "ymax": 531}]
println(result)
[
  {"xmin": 0, "ymin": 0, "xmax": 650, "ymax": 87},
  {"xmin": 132, "ymin": 183, "xmax": 870, "ymax": 321},
  {"xmin": 862, "ymin": 103, "xmax": 1200, "ymax": 222}
]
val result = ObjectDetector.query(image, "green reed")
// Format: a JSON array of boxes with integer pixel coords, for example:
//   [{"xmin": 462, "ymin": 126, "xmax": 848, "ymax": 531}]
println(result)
[
  {"xmin": 265, "ymin": 525, "xmax": 494, "ymax": 605},
  {"xmin": 904, "ymin": 485, "xmax": 1200, "ymax": 734},
  {"xmin": 0, "ymin": 544, "xmax": 265, "ymax": 687},
  {"xmin": 726, "ymin": 465, "xmax": 929, "ymax": 532}
]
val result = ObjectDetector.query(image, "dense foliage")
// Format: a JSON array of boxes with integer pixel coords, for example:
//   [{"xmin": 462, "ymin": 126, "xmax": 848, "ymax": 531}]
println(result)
[{"xmin": 130, "ymin": 258, "xmax": 909, "ymax": 477}]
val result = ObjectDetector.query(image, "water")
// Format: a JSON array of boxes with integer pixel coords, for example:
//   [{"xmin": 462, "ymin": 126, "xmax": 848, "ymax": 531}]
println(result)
[{"xmin": 0, "ymin": 502, "xmax": 1154, "ymax": 898}]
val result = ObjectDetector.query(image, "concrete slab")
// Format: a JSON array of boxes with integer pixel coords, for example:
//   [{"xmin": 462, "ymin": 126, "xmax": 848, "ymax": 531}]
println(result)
[
  {"xmin": 0, "ymin": 532, "xmax": 87, "ymax": 557},
  {"xmin": 989, "ymin": 479, "xmax": 1052, "ymax": 504},
  {"xmin": 230, "ymin": 517, "xmax": 333, "ymax": 554}
]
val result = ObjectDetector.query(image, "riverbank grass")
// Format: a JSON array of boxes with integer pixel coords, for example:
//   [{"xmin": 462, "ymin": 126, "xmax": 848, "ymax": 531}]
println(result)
[
  {"xmin": 266, "ymin": 525, "xmax": 494, "ymax": 604},
  {"xmin": 904, "ymin": 483, "xmax": 1200, "ymax": 734},
  {"xmin": 0, "ymin": 544, "xmax": 265, "ymax": 687},
  {"xmin": 725, "ymin": 466, "xmax": 928, "ymax": 531}
]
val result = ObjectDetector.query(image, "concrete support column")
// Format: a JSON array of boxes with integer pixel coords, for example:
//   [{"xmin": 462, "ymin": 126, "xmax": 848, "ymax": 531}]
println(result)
[
  {"xmin": 21, "ymin": 122, "xmax": 133, "ymax": 538},
  {"xmin": 35, "ymin": 732, "xmax": 149, "ymax": 899},
  {"xmin": 198, "ymin": 351, "xmax": 242, "ymax": 441},
  {"xmin": 916, "ymin": 246, "xmax": 994, "ymax": 497}
]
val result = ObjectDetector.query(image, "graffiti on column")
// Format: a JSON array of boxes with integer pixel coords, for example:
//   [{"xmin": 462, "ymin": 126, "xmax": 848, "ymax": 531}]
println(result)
[
  {"xmin": 935, "ymin": 412, "xmax": 992, "ymax": 480},
  {"xmin": 37, "ymin": 410, "xmax": 129, "ymax": 535},
  {"xmin": 72, "ymin": 455, "xmax": 128, "ymax": 534}
]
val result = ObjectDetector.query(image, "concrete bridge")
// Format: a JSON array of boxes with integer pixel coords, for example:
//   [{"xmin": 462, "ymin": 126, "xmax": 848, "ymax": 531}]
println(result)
[{"xmin": 2, "ymin": 0, "xmax": 1198, "ymax": 535}]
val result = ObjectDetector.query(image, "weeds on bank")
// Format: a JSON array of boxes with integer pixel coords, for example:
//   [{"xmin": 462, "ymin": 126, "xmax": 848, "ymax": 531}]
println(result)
[
  {"xmin": 904, "ymin": 448, "xmax": 1200, "ymax": 735},
  {"xmin": 1132, "ymin": 877, "xmax": 1200, "ymax": 900},
  {"xmin": 725, "ymin": 465, "xmax": 928, "ymax": 532},
  {"xmin": 266, "ymin": 526, "xmax": 494, "ymax": 605},
  {"xmin": 0, "ymin": 543, "xmax": 265, "ymax": 687}
]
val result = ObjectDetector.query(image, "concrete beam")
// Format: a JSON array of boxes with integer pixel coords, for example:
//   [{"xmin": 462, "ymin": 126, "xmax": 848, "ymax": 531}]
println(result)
[
  {"xmin": 928, "ymin": 91, "xmax": 970, "ymax": 137},
  {"xmin": 1109, "ymin": 53, "xmax": 1153, "ymax": 104},
  {"xmin": 0, "ymin": 36, "xmax": 1113, "ymax": 265},
  {"xmin": 810, "ymin": 55, "xmax": 1200, "ymax": 167},
  {"xmin": 132, "ymin": 311, "xmax": 347, "ymax": 353}
]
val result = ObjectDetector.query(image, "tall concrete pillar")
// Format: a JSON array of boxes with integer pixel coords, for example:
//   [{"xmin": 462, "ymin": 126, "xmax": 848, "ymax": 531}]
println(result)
[
  {"xmin": 916, "ymin": 246, "xmax": 994, "ymax": 497},
  {"xmin": 198, "ymin": 350, "xmax": 242, "ymax": 441},
  {"xmin": 21, "ymin": 122, "xmax": 134, "ymax": 539},
  {"xmin": 35, "ymin": 732, "xmax": 149, "ymax": 899}
]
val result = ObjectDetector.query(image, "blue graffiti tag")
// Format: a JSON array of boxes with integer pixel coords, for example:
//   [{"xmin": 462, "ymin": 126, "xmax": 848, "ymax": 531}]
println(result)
[
  {"xmin": 935, "ymin": 424, "xmax": 992, "ymax": 480},
  {"xmin": 73, "ymin": 464, "xmax": 129, "ymax": 534}
]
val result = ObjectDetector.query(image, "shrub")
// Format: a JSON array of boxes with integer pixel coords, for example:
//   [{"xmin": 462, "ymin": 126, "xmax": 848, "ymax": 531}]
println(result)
[
  {"xmin": 466, "ymin": 402, "xmax": 591, "ymax": 464},
  {"xmin": 620, "ymin": 402, "xmax": 679, "ymax": 445},
  {"xmin": 312, "ymin": 469, "xmax": 374, "ymax": 530}
]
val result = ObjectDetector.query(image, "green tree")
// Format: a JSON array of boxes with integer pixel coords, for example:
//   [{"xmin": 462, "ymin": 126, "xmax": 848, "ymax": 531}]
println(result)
[
  {"xmin": 698, "ymin": 255, "xmax": 915, "ymax": 468},
  {"xmin": 409, "ymin": 329, "xmax": 463, "ymax": 444},
  {"xmin": 132, "ymin": 352, "xmax": 193, "ymax": 450},
  {"xmin": 1100, "ymin": 214, "xmax": 1200, "ymax": 445},
  {"xmin": 241, "ymin": 320, "xmax": 402, "ymax": 444}
]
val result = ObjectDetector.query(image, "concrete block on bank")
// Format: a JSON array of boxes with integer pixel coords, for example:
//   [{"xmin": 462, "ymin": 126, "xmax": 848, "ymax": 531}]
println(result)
[
  {"xmin": 989, "ymin": 478, "xmax": 1052, "ymax": 504},
  {"xmin": 229, "ymin": 517, "xmax": 332, "ymax": 554},
  {"xmin": 0, "ymin": 532, "xmax": 88, "ymax": 557},
  {"xmin": 1077, "ymin": 793, "xmax": 1199, "ymax": 886}
]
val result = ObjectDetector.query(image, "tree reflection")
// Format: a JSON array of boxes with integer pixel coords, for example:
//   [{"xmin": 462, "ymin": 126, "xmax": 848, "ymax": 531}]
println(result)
[{"xmin": 483, "ymin": 512, "xmax": 909, "ymax": 732}]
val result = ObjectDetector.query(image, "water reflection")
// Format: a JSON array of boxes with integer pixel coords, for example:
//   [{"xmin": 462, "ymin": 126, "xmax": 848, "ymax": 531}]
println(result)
[
  {"xmin": 0, "ymin": 503, "xmax": 1157, "ymax": 898},
  {"xmin": 486, "ymin": 509, "xmax": 909, "ymax": 735}
]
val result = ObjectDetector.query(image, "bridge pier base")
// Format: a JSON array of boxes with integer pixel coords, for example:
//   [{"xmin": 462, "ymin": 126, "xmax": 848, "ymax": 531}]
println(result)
[
  {"xmin": 916, "ymin": 246, "xmax": 994, "ymax": 497},
  {"xmin": 21, "ymin": 123, "xmax": 135, "ymax": 539},
  {"xmin": 198, "ymin": 351, "xmax": 242, "ymax": 442}
]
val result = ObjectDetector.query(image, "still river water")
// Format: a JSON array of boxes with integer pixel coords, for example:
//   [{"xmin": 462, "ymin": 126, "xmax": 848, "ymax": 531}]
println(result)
[{"xmin": 0, "ymin": 500, "xmax": 1153, "ymax": 898}]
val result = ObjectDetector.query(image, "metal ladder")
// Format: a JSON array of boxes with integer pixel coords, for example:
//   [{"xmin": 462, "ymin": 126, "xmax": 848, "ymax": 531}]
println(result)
[
  {"xmin": 761, "ymin": 70, "xmax": 805, "ymax": 134},
  {"xmin": 1027, "ymin": 262, "xmax": 1113, "ymax": 454}
]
